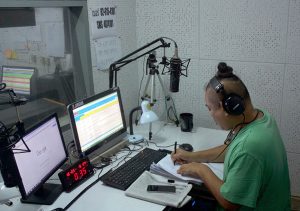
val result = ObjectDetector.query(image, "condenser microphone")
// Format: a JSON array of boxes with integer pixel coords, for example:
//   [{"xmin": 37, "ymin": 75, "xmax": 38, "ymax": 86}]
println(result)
[{"xmin": 169, "ymin": 47, "xmax": 182, "ymax": 92}]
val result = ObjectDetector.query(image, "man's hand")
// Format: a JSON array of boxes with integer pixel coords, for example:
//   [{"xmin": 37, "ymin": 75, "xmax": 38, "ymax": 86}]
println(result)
[
  {"xmin": 171, "ymin": 148, "xmax": 192, "ymax": 164},
  {"xmin": 177, "ymin": 162, "xmax": 210, "ymax": 178}
]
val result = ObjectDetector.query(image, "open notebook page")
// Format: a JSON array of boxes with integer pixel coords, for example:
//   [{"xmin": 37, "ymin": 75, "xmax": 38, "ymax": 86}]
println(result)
[{"xmin": 151, "ymin": 154, "xmax": 224, "ymax": 183}]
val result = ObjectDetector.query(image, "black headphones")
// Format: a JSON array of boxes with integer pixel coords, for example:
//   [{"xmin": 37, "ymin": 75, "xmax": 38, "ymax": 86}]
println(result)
[{"xmin": 209, "ymin": 77, "xmax": 245, "ymax": 115}]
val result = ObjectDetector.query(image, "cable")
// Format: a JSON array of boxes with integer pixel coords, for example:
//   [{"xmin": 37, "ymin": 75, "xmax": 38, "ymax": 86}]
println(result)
[
  {"xmin": 62, "ymin": 142, "xmax": 171, "ymax": 210},
  {"xmin": 167, "ymin": 104, "xmax": 179, "ymax": 125},
  {"xmin": 62, "ymin": 145, "xmax": 135, "ymax": 210},
  {"xmin": 0, "ymin": 83, "xmax": 6, "ymax": 90},
  {"xmin": 67, "ymin": 141, "xmax": 79, "ymax": 161},
  {"xmin": 97, "ymin": 168, "xmax": 104, "ymax": 178},
  {"xmin": 91, "ymin": 159, "xmax": 111, "ymax": 170},
  {"xmin": 160, "ymin": 36, "xmax": 177, "ymax": 48},
  {"xmin": 148, "ymin": 141, "xmax": 176, "ymax": 149},
  {"xmin": 61, "ymin": 139, "xmax": 168, "ymax": 210},
  {"xmin": 169, "ymin": 97, "xmax": 179, "ymax": 124},
  {"xmin": 62, "ymin": 176, "xmax": 102, "ymax": 211},
  {"xmin": 0, "ymin": 122, "xmax": 30, "ymax": 153},
  {"xmin": 210, "ymin": 110, "xmax": 260, "ymax": 162},
  {"xmin": 135, "ymin": 55, "xmax": 147, "ymax": 124}
]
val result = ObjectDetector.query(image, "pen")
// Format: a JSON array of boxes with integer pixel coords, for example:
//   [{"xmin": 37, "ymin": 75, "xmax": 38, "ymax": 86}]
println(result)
[{"xmin": 174, "ymin": 141, "xmax": 177, "ymax": 165}]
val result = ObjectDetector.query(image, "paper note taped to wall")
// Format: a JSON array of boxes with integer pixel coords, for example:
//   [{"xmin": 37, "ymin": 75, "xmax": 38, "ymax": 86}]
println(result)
[
  {"xmin": 89, "ymin": 4, "xmax": 117, "ymax": 39},
  {"xmin": 95, "ymin": 36, "xmax": 121, "ymax": 70}
]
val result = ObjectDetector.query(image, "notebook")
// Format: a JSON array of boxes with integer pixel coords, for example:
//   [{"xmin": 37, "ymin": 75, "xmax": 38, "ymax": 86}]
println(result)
[{"xmin": 150, "ymin": 154, "xmax": 224, "ymax": 183}]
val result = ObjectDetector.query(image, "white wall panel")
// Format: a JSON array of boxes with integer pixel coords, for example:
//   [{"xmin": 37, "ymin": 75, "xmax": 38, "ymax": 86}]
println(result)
[
  {"xmin": 224, "ymin": 62, "xmax": 285, "ymax": 123},
  {"xmin": 199, "ymin": 0, "xmax": 289, "ymax": 63},
  {"xmin": 281, "ymin": 64, "xmax": 300, "ymax": 153},
  {"xmin": 136, "ymin": 0, "xmax": 199, "ymax": 59},
  {"xmin": 286, "ymin": 0, "xmax": 300, "ymax": 64}
]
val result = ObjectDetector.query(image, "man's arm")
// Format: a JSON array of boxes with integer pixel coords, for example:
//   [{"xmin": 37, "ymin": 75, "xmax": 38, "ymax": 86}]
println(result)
[
  {"xmin": 178, "ymin": 163, "xmax": 240, "ymax": 210},
  {"xmin": 192, "ymin": 144, "xmax": 227, "ymax": 163},
  {"xmin": 198, "ymin": 165, "xmax": 240, "ymax": 210},
  {"xmin": 172, "ymin": 144, "xmax": 227, "ymax": 164}
]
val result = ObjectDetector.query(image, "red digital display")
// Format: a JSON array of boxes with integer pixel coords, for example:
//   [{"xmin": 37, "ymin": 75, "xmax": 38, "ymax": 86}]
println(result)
[
  {"xmin": 66, "ymin": 161, "xmax": 88, "ymax": 181},
  {"xmin": 59, "ymin": 158, "xmax": 94, "ymax": 192}
]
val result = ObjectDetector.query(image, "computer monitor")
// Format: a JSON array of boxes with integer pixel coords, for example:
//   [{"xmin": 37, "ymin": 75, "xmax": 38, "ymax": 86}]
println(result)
[
  {"xmin": 67, "ymin": 87, "xmax": 127, "ymax": 161},
  {"xmin": 13, "ymin": 113, "xmax": 68, "ymax": 205},
  {"xmin": 1, "ymin": 65, "xmax": 36, "ymax": 97}
]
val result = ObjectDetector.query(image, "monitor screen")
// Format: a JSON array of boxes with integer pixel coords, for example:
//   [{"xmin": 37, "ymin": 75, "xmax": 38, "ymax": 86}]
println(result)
[
  {"xmin": 13, "ymin": 113, "xmax": 67, "ymax": 205},
  {"xmin": 68, "ymin": 87, "xmax": 127, "ymax": 160},
  {"xmin": 1, "ymin": 66, "xmax": 35, "ymax": 96}
]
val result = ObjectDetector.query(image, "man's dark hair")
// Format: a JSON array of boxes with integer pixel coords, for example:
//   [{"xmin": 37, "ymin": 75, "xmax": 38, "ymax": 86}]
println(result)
[{"xmin": 207, "ymin": 62, "xmax": 250, "ymax": 101}]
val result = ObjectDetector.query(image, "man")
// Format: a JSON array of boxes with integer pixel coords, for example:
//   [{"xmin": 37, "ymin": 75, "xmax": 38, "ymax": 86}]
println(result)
[{"xmin": 172, "ymin": 62, "xmax": 290, "ymax": 210}]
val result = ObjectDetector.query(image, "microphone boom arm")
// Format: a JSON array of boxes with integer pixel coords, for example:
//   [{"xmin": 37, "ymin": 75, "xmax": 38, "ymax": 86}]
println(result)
[{"xmin": 109, "ymin": 37, "xmax": 171, "ymax": 88}]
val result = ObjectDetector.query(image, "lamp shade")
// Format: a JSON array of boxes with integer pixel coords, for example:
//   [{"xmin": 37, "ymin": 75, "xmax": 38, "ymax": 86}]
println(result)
[{"xmin": 139, "ymin": 101, "xmax": 159, "ymax": 124}]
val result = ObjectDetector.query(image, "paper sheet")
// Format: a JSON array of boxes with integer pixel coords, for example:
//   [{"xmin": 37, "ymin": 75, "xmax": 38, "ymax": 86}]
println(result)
[
  {"xmin": 150, "ymin": 155, "xmax": 224, "ymax": 183},
  {"xmin": 94, "ymin": 36, "xmax": 121, "ymax": 70}
]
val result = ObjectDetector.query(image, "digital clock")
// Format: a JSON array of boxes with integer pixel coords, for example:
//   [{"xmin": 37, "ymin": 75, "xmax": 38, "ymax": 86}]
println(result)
[{"xmin": 58, "ymin": 157, "xmax": 94, "ymax": 192}]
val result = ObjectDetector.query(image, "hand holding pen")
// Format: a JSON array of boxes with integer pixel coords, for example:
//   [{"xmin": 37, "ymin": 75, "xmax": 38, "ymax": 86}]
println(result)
[
  {"xmin": 173, "ymin": 141, "xmax": 177, "ymax": 165},
  {"xmin": 171, "ymin": 143, "xmax": 191, "ymax": 165}
]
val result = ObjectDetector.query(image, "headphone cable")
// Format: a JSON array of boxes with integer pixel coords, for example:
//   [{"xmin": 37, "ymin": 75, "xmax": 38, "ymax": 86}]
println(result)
[{"xmin": 210, "ymin": 109, "xmax": 260, "ymax": 162}]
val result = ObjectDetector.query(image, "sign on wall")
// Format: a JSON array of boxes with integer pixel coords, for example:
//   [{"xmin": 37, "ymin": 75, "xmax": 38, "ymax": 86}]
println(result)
[
  {"xmin": 95, "ymin": 36, "xmax": 121, "ymax": 70},
  {"xmin": 89, "ymin": 4, "xmax": 117, "ymax": 39}
]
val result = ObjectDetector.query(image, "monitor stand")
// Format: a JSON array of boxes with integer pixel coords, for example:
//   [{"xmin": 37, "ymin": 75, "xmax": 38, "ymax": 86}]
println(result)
[
  {"xmin": 21, "ymin": 183, "xmax": 63, "ymax": 205},
  {"xmin": 90, "ymin": 139, "xmax": 129, "ymax": 163}
]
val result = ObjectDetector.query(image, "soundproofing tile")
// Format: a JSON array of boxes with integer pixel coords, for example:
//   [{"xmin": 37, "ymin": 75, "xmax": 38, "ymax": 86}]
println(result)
[
  {"xmin": 225, "ymin": 62, "xmax": 285, "ymax": 124},
  {"xmin": 199, "ymin": 0, "xmax": 289, "ymax": 63},
  {"xmin": 136, "ymin": 0, "xmax": 199, "ymax": 59},
  {"xmin": 286, "ymin": 0, "xmax": 300, "ymax": 64},
  {"xmin": 281, "ymin": 64, "xmax": 300, "ymax": 153}
]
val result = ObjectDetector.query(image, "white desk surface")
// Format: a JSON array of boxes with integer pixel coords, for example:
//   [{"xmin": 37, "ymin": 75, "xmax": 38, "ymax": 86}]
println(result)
[{"xmin": 1, "ymin": 122, "xmax": 227, "ymax": 211}]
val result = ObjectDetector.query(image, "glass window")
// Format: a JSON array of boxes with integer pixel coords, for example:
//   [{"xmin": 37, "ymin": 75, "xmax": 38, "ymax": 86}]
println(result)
[{"xmin": 0, "ymin": 3, "xmax": 93, "ymax": 132}]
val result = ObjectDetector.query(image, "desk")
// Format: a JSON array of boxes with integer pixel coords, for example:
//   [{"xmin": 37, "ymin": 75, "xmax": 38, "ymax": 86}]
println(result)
[{"xmin": 1, "ymin": 122, "xmax": 227, "ymax": 211}]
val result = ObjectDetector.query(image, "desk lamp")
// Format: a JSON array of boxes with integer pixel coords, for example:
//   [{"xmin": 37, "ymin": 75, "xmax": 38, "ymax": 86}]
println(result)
[{"xmin": 128, "ymin": 100, "xmax": 158, "ymax": 143}]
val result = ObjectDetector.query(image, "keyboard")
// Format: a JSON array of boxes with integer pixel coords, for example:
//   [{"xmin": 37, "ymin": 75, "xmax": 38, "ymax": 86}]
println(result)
[{"xmin": 100, "ymin": 148, "xmax": 167, "ymax": 190}]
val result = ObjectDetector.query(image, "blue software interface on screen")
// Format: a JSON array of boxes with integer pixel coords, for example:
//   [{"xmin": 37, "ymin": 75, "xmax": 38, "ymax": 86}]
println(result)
[{"xmin": 72, "ymin": 92, "xmax": 123, "ymax": 152}]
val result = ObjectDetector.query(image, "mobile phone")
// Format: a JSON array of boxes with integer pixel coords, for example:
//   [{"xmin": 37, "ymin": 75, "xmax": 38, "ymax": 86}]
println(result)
[{"xmin": 147, "ymin": 185, "xmax": 176, "ymax": 193}]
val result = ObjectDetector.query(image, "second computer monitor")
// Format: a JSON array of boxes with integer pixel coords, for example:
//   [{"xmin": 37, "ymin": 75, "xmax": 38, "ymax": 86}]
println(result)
[
  {"xmin": 67, "ymin": 87, "xmax": 127, "ymax": 160},
  {"xmin": 14, "ymin": 113, "xmax": 68, "ymax": 205},
  {"xmin": 1, "ymin": 65, "xmax": 36, "ymax": 97}
]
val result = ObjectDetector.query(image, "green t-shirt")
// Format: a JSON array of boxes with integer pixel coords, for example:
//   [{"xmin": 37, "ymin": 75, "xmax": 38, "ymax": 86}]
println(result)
[{"xmin": 219, "ymin": 109, "xmax": 290, "ymax": 210}]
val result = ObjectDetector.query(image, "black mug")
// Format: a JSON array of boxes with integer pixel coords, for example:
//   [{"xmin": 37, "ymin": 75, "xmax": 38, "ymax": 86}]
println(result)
[{"xmin": 180, "ymin": 113, "xmax": 193, "ymax": 132}]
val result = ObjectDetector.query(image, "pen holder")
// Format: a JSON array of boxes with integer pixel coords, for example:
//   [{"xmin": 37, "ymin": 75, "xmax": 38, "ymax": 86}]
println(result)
[{"xmin": 179, "ymin": 113, "xmax": 193, "ymax": 132}]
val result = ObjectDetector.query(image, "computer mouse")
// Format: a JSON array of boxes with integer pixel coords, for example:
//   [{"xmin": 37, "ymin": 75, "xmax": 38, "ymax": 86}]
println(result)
[{"xmin": 179, "ymin": 143, "xmax": 193, "ymax": 152}]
